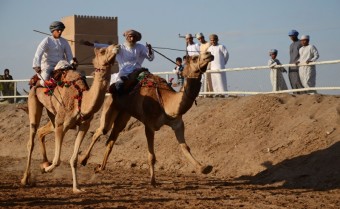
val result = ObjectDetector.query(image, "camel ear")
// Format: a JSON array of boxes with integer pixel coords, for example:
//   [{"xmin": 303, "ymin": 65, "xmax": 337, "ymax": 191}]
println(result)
[
  {"xmin": 99, "ymin": 48, "xmax": 106, "ymax": 54},
  {"xmin": 93, "ymin": 47, "xmax": 105, "ymax": 56}
]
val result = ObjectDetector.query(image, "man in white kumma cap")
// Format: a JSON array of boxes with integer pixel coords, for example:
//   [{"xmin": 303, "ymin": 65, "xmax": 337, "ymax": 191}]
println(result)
[
  {"xmin": 296, "ymin": 35, "xmax": 319, "ymax": 94},
  {"xmin": 207, "ymin": 34, "xmax": 229, "ymax": 97},
  {"xmin": 185, "ymin": 33, "xmax": 200, "ymax": 56},
  {"xmin": 195, "ymin": 32, "xmax": 212, "ymax": 96}
]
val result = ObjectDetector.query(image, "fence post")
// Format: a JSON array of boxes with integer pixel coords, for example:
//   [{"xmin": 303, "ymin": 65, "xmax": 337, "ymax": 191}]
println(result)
[{"xmin": 14, "ymin": 81, "xmax": 17, "ymax": 103}]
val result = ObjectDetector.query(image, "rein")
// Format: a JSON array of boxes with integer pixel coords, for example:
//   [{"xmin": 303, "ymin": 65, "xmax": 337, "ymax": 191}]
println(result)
[{"xmin": 62, "ymin": 75, "xmax": 89, "ymax": 120}]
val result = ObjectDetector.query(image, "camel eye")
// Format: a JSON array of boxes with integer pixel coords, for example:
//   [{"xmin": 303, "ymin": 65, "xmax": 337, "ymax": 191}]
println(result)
[
  {"xmin": 99, "ymin": 48, "xmax": 106, "ymax": 54},
  {"xmin": 191, "ymin": 56, "xmax": 199, "ymax": 62}
]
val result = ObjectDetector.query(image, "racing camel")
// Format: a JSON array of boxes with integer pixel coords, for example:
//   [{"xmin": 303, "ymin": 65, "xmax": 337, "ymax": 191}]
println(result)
[
  {"xmin": 21, "ymin": 44, "xmax": 119, "ymax": 193},
  {"xmin": 79, "ymin": 51, "xmax": 214, "ymax": 186}
]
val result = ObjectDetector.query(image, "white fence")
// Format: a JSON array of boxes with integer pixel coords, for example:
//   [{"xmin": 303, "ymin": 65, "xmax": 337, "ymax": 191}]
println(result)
[
  {"xmin": 156, "ymin": 59, "xmax": 340, "ymax": 95},
  {"xmin": 1, "ymin": 59, "xmax": 339, "ymax": 103}
]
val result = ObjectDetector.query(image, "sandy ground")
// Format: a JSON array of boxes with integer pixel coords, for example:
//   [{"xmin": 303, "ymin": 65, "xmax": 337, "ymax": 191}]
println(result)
[{"xmin": 1, "ymin": 94, "xmax": 340, "ymax": 208}]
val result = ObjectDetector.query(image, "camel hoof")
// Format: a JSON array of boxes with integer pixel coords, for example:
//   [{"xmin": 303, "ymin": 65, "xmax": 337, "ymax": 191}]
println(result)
[
  {"xmin": 200, "ymin": 165, "xmax": 213, "ymax": 174},
  {"xmin": 79, "ymin": 156, "xmax": 88, "ymax": 166},
  {"xmin": 73, "ymin": 188, "xmax": 86, "ymax": 193},
  {"xmin": 21, "ymin": 178, "xmax": 28, "ymax": 186},
  {"xmin": 40, "ymin": 161, "xmax": 52, "ymax": 169},
  {"xmin": 40, "ymin": 167, "xmax": 47, "ymax": 174},
  {"xmin": 21, "ymin": 173, "xmax": 33, "ymax": 186},
  {"xmin": 94, "ymin": 164, "xmax": 104, "ymax": 173},
  {"xmin": 151, "ymin": 179, "xmax": 157, "ymax": 187}
]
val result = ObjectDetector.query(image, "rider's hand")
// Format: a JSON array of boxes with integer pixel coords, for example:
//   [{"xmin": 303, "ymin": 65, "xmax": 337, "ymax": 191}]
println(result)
[
  {"xmin": 146, "ymin": 42, "xmax": 152, "ymax": 50},
  {"xmin": 71, "ymin": 57, "xmax": 79, "ymax": 69},
  {"xmin": 146, "ymin": 42, "xmax": 152, "ymax": 55}
]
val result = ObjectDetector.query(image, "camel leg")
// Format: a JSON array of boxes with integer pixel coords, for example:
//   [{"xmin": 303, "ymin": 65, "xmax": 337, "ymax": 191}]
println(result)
[
  {"xmin": 44, "ymin": 122, "xmax": 65, "ymax": 173},
  {"xmin": 95, "ymin": 112, "xmax": 131, "ymax": 172},
  {"xmin": 80, "ymin": 96, "xmax": 116, "ymax": 166},
  {"xmin": 145, "ymin": 126, "xmax": 157, "ymax": 186},
  {"xmin": 21, "ymin": 94, "xmax": 44, "ymax": 185},
  {"xmin": 70, "ymin": 120, "xmax": 91, "ymax": 193},
  {"xmin": 37, "ymin": 121, "xmax": 54, "ymax": 167},
  {"xmin": 173, "ymin": 119, "xmax": 213, "ymax": 175}
]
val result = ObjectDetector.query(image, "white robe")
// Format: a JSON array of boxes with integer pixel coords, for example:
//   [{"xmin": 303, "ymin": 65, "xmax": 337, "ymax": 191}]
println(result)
[
  {"xmin": 200, "ymin": 42, "xmax": 212, "ymax": 92},
  {"xmin": 187, "ymin": 43, "xmax": 200, "ymax": 56},
  {"xmin": 268, "ymin": 58, "xmax": 288, "ymax": 91},
  {"xmin": 32, "ymin": 36, "xmax": 73, "ymax": 84},
  {"xmin": 207, "ymin": 44, "xmax": 229, "ymax": 93},
  {"xmin": 298, "ymin": 44, "xmax": 319, "ymax": 88},
  {"xmin": 94, "ymin": 42, "xmax": 154, "ymax": 84}
]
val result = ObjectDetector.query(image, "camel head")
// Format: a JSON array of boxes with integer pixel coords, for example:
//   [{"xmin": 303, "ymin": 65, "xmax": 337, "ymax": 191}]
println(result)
[
  {"xmin": 182, "ymin": 52, "xmax": 214, "ymax": 78},
  {"xmin": 92, "ymin": 44, "xmax": 119, "ymax": 69}
]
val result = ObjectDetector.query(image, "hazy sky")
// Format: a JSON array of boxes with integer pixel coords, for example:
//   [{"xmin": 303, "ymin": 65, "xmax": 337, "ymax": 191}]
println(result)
[{"xmin": 1, "ymin": 0, "xmax": 339, "ymax": 93}]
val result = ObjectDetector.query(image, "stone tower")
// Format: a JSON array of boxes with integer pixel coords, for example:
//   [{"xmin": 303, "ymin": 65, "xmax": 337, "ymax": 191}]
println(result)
[{"xmin": 61, "ymin": 15, "xmax": 119, "ymax": 77}]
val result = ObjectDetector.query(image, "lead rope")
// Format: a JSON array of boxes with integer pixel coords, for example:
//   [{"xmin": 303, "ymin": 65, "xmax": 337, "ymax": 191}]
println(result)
[{"xmin": 63, "ymin": 76, "xmax": 89, "ymax": 120}]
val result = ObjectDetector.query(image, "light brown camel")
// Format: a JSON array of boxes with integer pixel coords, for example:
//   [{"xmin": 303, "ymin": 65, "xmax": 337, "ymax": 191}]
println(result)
[
  {"xmin": 21, "ymin": 44, "xmax": 119, "ymax": 193},
  {"xmin": 79, "ymin": 51, "xmax": 214, "ymax": 186}
]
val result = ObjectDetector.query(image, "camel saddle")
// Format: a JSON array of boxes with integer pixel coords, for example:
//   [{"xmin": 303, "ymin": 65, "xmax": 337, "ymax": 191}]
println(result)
[
  {"xmin": 109, "ymin": 68, "xmax": 150, "ymax": 95},
  {"xmin": 29, "ymin": 68, "xmax": 89, "ymax": 95},
  {"xmin": 29, "ymin": 69, "xmax": 64, "ymax": 89},
  {"xmin": 108, "ymin": 67, "xmax": 171, "ymax": 96}
]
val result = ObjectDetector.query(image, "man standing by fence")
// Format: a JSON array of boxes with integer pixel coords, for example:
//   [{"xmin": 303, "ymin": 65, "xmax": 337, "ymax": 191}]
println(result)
[
  {"xmin": 207, "ymin": 34, "xmax": 229, "ymax": 97},
  {"xmin": 288, "ymin": 30, "xmax": 304, "ymax": 93},
  {"xmin": 297, "ymin": 35, "xmax": 319, "ymax": 94}
]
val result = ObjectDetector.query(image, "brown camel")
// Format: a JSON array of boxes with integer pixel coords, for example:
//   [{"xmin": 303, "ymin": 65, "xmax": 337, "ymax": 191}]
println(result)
[
  {"xmin": 21, "ymin": 44, "xmax": 119, "ymax": 193},
  {"xmin": 79, "ymin": 51, "xmax": 214, "ymax": 186}
]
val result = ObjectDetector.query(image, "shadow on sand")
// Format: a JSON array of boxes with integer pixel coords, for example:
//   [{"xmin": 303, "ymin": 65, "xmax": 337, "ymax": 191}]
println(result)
[{"xmin": 240, "ymin": 141, "xmax": 340, "ymax": 190}]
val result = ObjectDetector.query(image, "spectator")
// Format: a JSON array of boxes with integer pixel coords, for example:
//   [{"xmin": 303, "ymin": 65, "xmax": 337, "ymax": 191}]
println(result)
[
  {"xmin": 196, "ymin": 33, "xmax": 211, "ymax": 52},
  {"xmin": 196, "ymin": 32, "xmax": 212, "ymax": 97},
  {"xmin": 297, "ymin": 35, "xmax": 319, "ymax": 94},
  {"xmin": 185, "ymin": 34, "xmax": 200, "ymax": 56},
  {"xmin": 32, "ymin": 21, "xmax": 76, "ymax": 87},
  {"xmin": 182, "ymin": 55, "xmax": 187, "ymax": 67},
  {"xmin": 288, "ymin": 29, "xmax": 304, "ymax": 93},
  {"xmin": 268, "ymin": 49, "xmax": 288, "ymax": 91},
  {"xmin": 173, "ymin": 57, "xmax": 184, "ymax": 87},
  {"xmin": 2, "ymin": 69, "xmax": 14, "ymax": 103},
  {"xmin": 82, "ymin": 29, "xmax": 154, "ymax": 94},
  {"xmin": 207, "ymin": 34, "xmax": 229, "ymax": 98}
]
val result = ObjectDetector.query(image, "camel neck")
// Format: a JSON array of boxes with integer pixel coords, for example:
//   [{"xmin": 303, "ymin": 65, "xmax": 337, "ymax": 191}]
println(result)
[
  {"xmin": 80, "ymin": 68, "xmax": 111, "ymax": 116},
  {"xmin": 177, "ymin": 77, "xmax": 201, "ymax": 114}
]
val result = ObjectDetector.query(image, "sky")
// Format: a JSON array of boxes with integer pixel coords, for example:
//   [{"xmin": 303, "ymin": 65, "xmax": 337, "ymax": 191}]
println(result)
[{"xmin": 1, "ymin": 0, "xmax": 340, "ymax": 93}]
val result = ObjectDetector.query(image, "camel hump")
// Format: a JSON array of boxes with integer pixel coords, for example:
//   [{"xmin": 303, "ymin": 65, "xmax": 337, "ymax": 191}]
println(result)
[
  {"xmin": 122, "ymin": 68, "xmax": 150, "ymax": 90},
  {"xmin": 28, "ymin": 69, "xmax": 68, "ymax": 89},
  {"xmin": 28, "ymin": 68, "xmax": 88, "ymax": 93},
  {"xmin": 109, "ymin": 68, "xmax": 170, "ymax": 95}
]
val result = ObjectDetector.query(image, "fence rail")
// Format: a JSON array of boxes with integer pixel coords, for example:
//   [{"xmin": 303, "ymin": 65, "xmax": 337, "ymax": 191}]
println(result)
[{"xmin": 1, "ymin": 59, "xmax": 339, "ymax": 103}]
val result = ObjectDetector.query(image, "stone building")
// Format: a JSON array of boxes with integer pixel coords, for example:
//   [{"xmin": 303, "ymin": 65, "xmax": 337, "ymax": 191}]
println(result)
[{"xmin": 61, "ymin": 15, "xmax": 119, "ymax": 77}]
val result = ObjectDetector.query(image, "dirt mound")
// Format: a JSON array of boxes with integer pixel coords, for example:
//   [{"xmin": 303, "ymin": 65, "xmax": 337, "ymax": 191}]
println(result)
[{"xmin": 1, "ymin": 94, "xmax": 340, "ymax": 189}]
